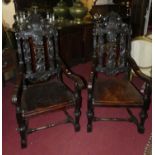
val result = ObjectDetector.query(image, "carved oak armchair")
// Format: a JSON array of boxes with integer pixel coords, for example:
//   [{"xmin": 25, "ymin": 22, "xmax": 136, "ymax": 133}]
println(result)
[
  {"xmin": 87, "ymin": 12, "xmax": 152, "ymax": 133},
  {"xmin": 12, "ymin": 8, "xmax": 84, "ymax": 148}
]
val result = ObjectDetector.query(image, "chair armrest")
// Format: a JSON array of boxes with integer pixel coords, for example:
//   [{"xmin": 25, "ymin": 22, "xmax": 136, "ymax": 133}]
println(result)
[
  {"xmin": 59, "ymin": 59, "xmax": 85, "ymax": 90},
  {"xmin": 12, "ymin": 72, "xmax": 23, "ymax": 105},
  {"xmin": 127, "ymin": 55, "xmax": 151, "ymax": 83}
]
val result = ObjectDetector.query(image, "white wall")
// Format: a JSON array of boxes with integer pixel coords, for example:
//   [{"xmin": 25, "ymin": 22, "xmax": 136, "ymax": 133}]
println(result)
[{"xmin": 2, "ymin": 0, "xmax": 16, "ymax": 28}]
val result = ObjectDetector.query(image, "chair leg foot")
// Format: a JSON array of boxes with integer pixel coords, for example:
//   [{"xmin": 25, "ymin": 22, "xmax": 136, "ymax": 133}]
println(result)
[
  {"xmin": 20, "ymin": 126, "xmax": 28, "ymax": 148},
  {"xmin": 74, "ymin": 123, "xmax": 80, "ymax": 132},
  {"xmin": 16, "ymin": 111, "xmax": 28, "ymax": 148},
  {"xmin": 138, "ymin": 108, "xmax": 147, "ymax": 134},
  {"xmin": 21, "ymin": 139, "xmax": 27, "ymax": 148},
  {"xmin": 87, "ymin": 110, "xmax": 93, "ymax": 132},
  {"xmin": 87, "ymin": 124, "xmax": 92, "ymax": 132},
  {"xmin": 138, "ymin": 125, "xmax": 145, "ymax": 134},
  {"xmin": 74, "ymin": 109, "xmax": 81, "ymax": 132}
]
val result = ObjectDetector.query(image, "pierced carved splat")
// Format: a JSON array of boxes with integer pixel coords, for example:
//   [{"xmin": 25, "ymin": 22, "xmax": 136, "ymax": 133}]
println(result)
[
  {"xmin": 93, "ymin": 12, "xmax": 131, "ymax": 75},
  {"xmin": 14, "ymin": 9, "xmax": 58, "ymax": 82}
]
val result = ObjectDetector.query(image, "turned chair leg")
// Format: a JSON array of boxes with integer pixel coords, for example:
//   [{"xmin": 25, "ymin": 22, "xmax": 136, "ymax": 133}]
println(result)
[
  {"xmin": 74, "ymin": 109, "xmax": 81, "ymax": 132},
  {"xmin": 87, "ymin": 109, "xmax": 94, "ymax": 132},
  {"xmin": 74, "ymin": 105, "xmax": 81, "ymax": 131},
  {"xmin": 74, "ymin": 92, "xmax": 82, "ymax": 132},
  {"xmin": 87, "ymin": 93, "xmax": 94, "ymax": 132},
  {"xmin": 16, "ymin": 111, "xmax": 28, "ymax": 148},
  {"xmin": 20, "ymin": 123, "xmax": 27, "ymax": 148}
]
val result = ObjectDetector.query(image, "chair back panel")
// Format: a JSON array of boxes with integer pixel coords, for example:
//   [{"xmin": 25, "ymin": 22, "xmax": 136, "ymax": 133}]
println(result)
[
  {"xmin": 93, "ymin": 12, "xmax": 131, "ymax": 75},
  {"xmin": 14, "ymin": 9, "xmax": 59, "ymax": 83}
]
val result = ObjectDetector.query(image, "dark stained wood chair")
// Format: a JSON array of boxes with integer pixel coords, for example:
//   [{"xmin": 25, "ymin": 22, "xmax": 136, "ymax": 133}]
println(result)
[
  {"xmin": 12, "ymin": 8, "xmax": 84, "ymax": 148},
  {"xmin": 87, "ymin": 12, "xmax": 152, "ymax": 133}
]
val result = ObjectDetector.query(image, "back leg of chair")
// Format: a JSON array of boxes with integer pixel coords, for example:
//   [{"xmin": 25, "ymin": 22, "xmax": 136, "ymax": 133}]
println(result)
[{"xmin": 16, "ymin": 109, "xmax": 28, "ymax": 148}]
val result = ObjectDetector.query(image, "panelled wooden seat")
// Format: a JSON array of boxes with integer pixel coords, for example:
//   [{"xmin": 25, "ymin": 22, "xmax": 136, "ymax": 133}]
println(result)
[
  {"xmin": 87, "ymin": 12, "xmax": 151, "ymax": 133},
  {"xmin": 94, "ymin": 77, "xmax": 143, "ymax": 106},
  {"xmin": 21, "ymin": 80, "xmax": 75, "ymax": 117}
]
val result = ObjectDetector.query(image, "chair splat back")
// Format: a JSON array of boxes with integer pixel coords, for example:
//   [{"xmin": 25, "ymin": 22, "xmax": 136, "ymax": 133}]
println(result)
[
  {"xmin": 14, "ymin": 10, "xmax": 59, "ymax": 83},
  {"xmin": 93, "ymin": 12, "xmax": 131, "ymax": 75}
]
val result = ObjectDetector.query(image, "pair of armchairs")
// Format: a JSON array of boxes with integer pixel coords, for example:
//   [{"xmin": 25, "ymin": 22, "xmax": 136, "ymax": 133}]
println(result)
[{"xmin": 12, "ymin": 10, "xmax": 152, "ymax": 148}]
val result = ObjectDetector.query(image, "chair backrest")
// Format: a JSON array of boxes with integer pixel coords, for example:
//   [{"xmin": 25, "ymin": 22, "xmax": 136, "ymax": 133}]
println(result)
[
  {"xmin": 14, "ymin": 8, "xmax": 59, "ymax": 83},
  {"xmin": 93, "ymin": 12, "xmax": 131, "ymax": 75}
]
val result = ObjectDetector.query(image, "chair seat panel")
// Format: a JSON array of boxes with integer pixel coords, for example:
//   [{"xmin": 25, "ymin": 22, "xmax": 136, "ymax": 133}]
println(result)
[
  {"xmin": 93, "ymin": 77, "xmax": 143, "ymax": 106},
  {"xmin": 21, "ymin": 80, "xmax": 75, "ymax": 114}
]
